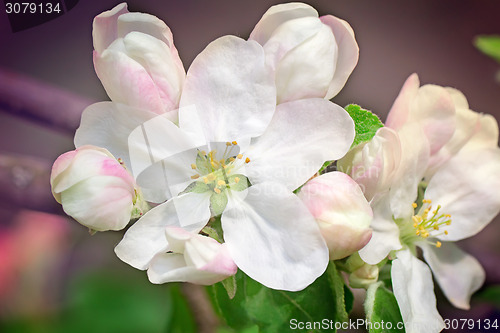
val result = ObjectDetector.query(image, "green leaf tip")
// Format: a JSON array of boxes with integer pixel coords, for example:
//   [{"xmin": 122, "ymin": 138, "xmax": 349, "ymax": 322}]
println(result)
[{"xmin": 345, "ymin": 104, "xmax": 384, "ymax": 148}]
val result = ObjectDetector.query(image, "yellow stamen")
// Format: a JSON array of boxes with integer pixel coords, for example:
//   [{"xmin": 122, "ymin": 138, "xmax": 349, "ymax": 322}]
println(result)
[
  {"xmin": 226, "ymin": 142, "xmax": 232, "ymax": 146},
  {"xmin": 232, "ymin": 141, "xmax": 238, "ymax": 145},
  {"xmin": 237, "ymin": 154, "xmax": 243, "ymax": 159},
  {"xmin": 217, "ymin": 180, "xmax": 226, "ymax": 186},
  {"xmin": 214, "ymin": 188, "xmax": 221, "ymax": 194},
  {"xmin": 191, "ymin": 163, "xmax": 197, "ymax": 169},
  {"xmin": 191, "ymin": 174, "xmax": 200, "ymax": 179},
  {"xmin": 245, "ymin": 157, "xmax": 251, "ymax": 163},
  {"xmin": 234, "ymin": 177, "xmax": 240, "ymax": 183},
  {"xmin": 229, "ymin": 157, "xmax": 235, "ymax": 162},
  {"xmin": 412, "ymin": 203, "xmax": 417, "ymax": 208},
  {"xmin": 203, "ymin": 177, "xmax": 208, "ymax": 184},
  {"xmin": 436, "ymin": 241, "xmax": 442, "ymax": 248},
  {"xmin": 444, "ymin": 230, "xmax": 449, "ymax": 235}
]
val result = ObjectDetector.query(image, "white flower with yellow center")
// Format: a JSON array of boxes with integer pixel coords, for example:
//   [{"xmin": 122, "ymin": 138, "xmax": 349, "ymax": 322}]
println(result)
[
  {"xmin": 343, "ymin": 75, "xmax": 500, "ymax": 333},
  {"xmin": 75, "ymin": 34, "xmax": 355, "ymax": 291}
]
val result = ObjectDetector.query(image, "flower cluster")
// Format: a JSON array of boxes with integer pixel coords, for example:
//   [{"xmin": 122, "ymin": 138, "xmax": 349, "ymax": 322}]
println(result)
[{"xmin": 50, "ymin": 3, "xmax": 500, "ymax": 332}]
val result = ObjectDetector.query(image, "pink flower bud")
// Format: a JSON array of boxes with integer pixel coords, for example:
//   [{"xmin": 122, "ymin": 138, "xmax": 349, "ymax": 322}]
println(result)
[
  {"xmin": 50, "ymin": 145, "xmax": 145, "ymax": 231},
  {"xmin": 299, "ymin": 172, "xmax": 372, "ymax": 260}
]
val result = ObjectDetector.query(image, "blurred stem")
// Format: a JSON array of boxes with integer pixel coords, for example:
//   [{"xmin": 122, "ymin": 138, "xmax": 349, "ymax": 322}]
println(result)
[{"xmin": 180, "ymin": 283, "xmax": 219, "ymax": 333}]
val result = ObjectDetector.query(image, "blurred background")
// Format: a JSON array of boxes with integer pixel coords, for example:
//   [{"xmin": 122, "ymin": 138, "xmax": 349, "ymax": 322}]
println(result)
[{"xmin": 0, "ymin": 0, "xmax": 499, "ymax": 332}]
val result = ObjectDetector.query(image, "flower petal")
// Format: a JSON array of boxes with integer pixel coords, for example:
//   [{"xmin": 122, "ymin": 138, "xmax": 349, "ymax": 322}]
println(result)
[
  {"xmin": 92, "ymin": 3, "xmax": 128, "ymax": 54},
  {"xmin": 320, "ymin": 15, "xmax": 359, "ymax": 99},
  {"xmin": 74, "ymin": 102, "xmax": 158, "ymax": 171},
  {"xmin": 421, "ymin": 242, "xmax": 485, "ymax": 310},
  {"xmin": 359, "ymin": 195, "xmax": 402, "ymax": 264},
  {"xmin": 60, "ymin": 176, "xmax": 134, "ymax": 231},
  {"xmin": 114, "ymin": 191, "xmax": 211, "ymax": 270},
  {"xmin": 249, "ymin": 3, "xmax": 318, "ymax": 45},
  {"xmin": 274, "ymin": 22, "xmax": 337, "ymax": 103},
  {"xmin": 298, "ymin": 172, "xmax": 372, "ymax": 260},
  {"xmin": 245, "ymin": 98, "xmax": 354, "ymax": 191},
  {"xmin": 385, "ymin": 73, "xmax": 420, "ymax": 130},
  {"xmin": 425, "ymin": 148, "xmax": 500, "ymax": 241},
  {"xmin": 184, "ymin": 236, "xmax": 237, "ymax": 276},
  {"xmin": 461, "ymin": 113, "xmax": 499, "ymax": 152},
  {"xmin": 221, "ymin": 182, "xmax": 328, "ymax": 291},
  {"xmin": 391, "ymin": 249, "xmax": 445, "ymax": 333},
  {"xmin": 178, "ymin": 36, "xmax": 276, "ymax": 142}
]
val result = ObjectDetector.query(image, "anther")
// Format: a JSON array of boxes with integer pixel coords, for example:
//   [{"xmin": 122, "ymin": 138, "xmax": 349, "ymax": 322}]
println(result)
[
  {"xmin": 234, "ymin": 177, "xmax": 240, "ymax": 183},
  {"xmin": 226, "ymin": 142, "xmax": 232, "ymax": 146},
  {"xmin": 217, "ymin": 180, "xmax": 226, "ymax": 186},
  {"xmin": 232, "ymin": 141, "xmax": 238, "ymax": 145},
  {"xmin": 436, "ymin": 241, "xmax": 442, "ymax": 248},
  {"xmin": 237, "ymin": 154, "xmax": 243, "ymax": 159},
  {"xmin": 214, "ymin": 188, "xmax": 221, "ymax": 194},
  {"xmin": 191, "ymin": 164, "xmax": 197, "ymax": 169},
  {"xmin": 245, "ymin": 157, "xmax": 251, "ymax": 163},
  {"xmin": 412, "ymin": 203, "xmax": 417, "ymax": 208},
  {"xmin": 191, "ymin": 174, "xmax": 200, "ymax": 179}
]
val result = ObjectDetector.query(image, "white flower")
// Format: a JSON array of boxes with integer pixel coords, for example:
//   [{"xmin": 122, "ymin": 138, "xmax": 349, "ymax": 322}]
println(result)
[
  {"xmin": 298, "ymin": 172, "xmax": 372, "ymax": 260},
  {"xmin": 92, "ymin": 3, "xmax": 185, "ymax": 119},
  {"xmin": 344, "ymin": 75, "xmax": 500, "ymax": 332},
  {"xmin": 148, "ymin": 227, "xmax": 237, "ymax": 285},
  {"xmin": 76, "ymin": 34, "xmax": 355, "ymax": 290},
  {"xmin": 50, "ymin": 145, "xmax": 146, "ymax": 231},
  {"xmin": 250, "ymin": 2, "xmax": 359, "ymax": 103}
]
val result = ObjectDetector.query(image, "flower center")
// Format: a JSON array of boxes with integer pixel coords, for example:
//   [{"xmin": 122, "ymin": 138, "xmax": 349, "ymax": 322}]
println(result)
[
  {"xmin": 400, "ymin": 199, "xmax": 451, "ymax": 248},
  {"xmin": 182, "ymin": 141, "xmax": 251, "ymax": 216}
]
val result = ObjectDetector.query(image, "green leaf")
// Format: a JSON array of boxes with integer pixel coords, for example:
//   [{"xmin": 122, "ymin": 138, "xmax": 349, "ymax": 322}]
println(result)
[
  {"xmin": 364, "ymin": 282, "xmax": 404, "ymax": 333},
  {"xmin": 476, "ymin": 285, "xmax": 500, "ymax": 309},
  {"xmin": 221, "ymin": 275, "xmax": 237, "ymax": 300},
  {"xmin": 475, "ymin": 35, "xmax": 500, "ymax": 62},
  {"xmin": 345, "ymin": 104, "xmax": 384, "ymax": 148},
  {"xmin": 328, "ymin": 263, "xmax": 350, "ymax": 323},
  {"xmin": 209, "ymin": 262, "xmax": 348, "ymax": 332},
  {"xmin": 210, "ymin": 190, "xmax": 228, "ymax": 216}
]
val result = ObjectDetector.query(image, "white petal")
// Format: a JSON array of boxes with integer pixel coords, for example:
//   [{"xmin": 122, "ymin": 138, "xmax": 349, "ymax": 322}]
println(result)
[
  {"xmin": 60, "ymin": 176, "xmax": 134, "ymax": 231},
  {"xmin": 391, "ymin": 249, "xmax": 445, "ymax": 333},
  {"xmin": 249, "ymin": 3, "xmax": 318, "ymax": 45},
  {"xmin": 221, "ymin": 182, "xmax": 328, "ymax": 291},
  {"xmin": 92, "ymin": 3, "xmax": 128, "ymax": 54},
  {"xmin": 147, "ymin": 250, "xmax": 233, "ymax": 285},
  {"xmin": 74, "ymin": 102, "xmax": 158, "ymax": 171},
  {"xmin": 425, "ymin": 148, "xmax": 500, "ymax": 241},
  {"xmin": 298, "ymin": 172, "xmax": 372, "ymax": 260},
  {"xmin": 178, "ymin": 36, "xmax": 276, "ymax": 142},
  {"xmin": 274, "ymin": 23, "xmax": 337, "ymax": 103},
  {"xmin": 245, "ymin": 99, "xmax": 354, "ymax": 191},
  {"xmin": 121, "ymin": 31, "xmax": 185, "ymax": 112},
  {"xmin": 114, "ymin": 192, "xmax": 211, "ymax": 270},
  {"xmin": 359, "ymin": 195, "xmax": 402, "ymax": 264},
  {"xmin": 389, "ymin": 123, "xmax": 429, "ymax": 220},
  {"xmin": 184, "ymin": 236, "xmax": 237, "ymax": 276},
  {"xmin": 421, "ymin": 242, "xmax": 485, "ymax": 310},
  {"xmin": 320, "ymin": 15, "xmax": 359, "ymax": 99}
]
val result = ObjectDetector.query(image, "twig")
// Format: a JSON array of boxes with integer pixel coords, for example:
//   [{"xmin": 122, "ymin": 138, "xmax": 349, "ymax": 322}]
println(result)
[{"xmin": 180, "ymin": 283, "xmax": 219, "ymax": 333}]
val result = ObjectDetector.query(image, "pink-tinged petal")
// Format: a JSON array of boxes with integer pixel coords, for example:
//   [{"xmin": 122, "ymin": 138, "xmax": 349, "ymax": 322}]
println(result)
[
  {"xmin": 298, "ymin": 172, "xmax": 372, "ymax": 260},
  {"xmin": 164, "ymin": 226, "xmax": 193, "ymax": 253},
  {"xmin": 391, "ymin": 249, "xmax": 445, "ymax": 333},
  {"xmin": 94, "ymin": 49, "xmax": 168, "ymax": 115},
  {"xmin": 122, "ymin": 32, "xmax": 185, "ymax": 112},
  {"xmin": 461, "ymin": 113, "xmax": 499, "ymax": 152},
  {"xmin": 115, "ymin": 192, "xmax": 211, "ymax": 270},
  {"xmin": 221, "ymin": 182, "xmax": 328, "ymax": 291},
  {"xmin": 426, "ymin": 89, "xmax": 481, "ymax": 177},
  {"xmin": 179, "ymin": 36, "xmax": 276, "ymax": 142},
  {"xmin": 92, "ymin": 3, "xmax": 128, "ymax": 54},
  {"xmin": 245, "ymin": 99, "xmax": 354, "ymax": 191},
  {"xmin": 320, "ymin": 15, "xmax": 359, "ymax": 99},
  {"xmin": 338, "ymin": 127, "xmax": 401, "ymax": 201},
  {"xmin": 359, "ymin": 195, "xmax": 402, "ymax": 265},
  {"xmin": 274, "ymin": 23, "xmax": 337, "ymax": 103},
  {"xmin": 249, "ymin": 3, "xmax": 318, "ymax": 45},
  {"xmin": 185, "ymin": 236, "xmax": 237, "ymax": 276},
  {"xmin": 74, "ymin": 102, "xmax": 159, "ymax": 172},
  {"xmin": 60, "ymin": 175, "xmax": 134, "ymax": 231},
  {"xmin": 425, "ymin": 148, "xmax": 500, "ymax": 241},
  {"xmin": 386, "ymin": 73, "xmax": 420, "ymax": 129},
  {"xmin": 421, "ymin": 242, "xmax": 485, "ymax": 310}
]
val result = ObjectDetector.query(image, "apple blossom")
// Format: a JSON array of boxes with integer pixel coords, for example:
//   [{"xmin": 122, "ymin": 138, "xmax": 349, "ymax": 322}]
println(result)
[
  {"xmin": 148, "ymin": 227, "xmax": 237, "ymax": 285},
  {"xmin": 50, "ymin": 145, "xmax": 148, "ymax": 232},
  {"xmin": 298, "ymin": 172, "xmax": 372, "ymax": 260},
  {"xmin": 93, "ymin": 3, "xmax": 185, "ymax": 120},
  {"xmin": 81, "ymin": 34, "xmax": 358, "ymax": 291},
  {"xmin": 349, "ymin": 76, "xmax": 500, "ymax": 332},
  {"xmin": 250, "ymin": 2, "xmax": 359, "ymax": 103}
]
